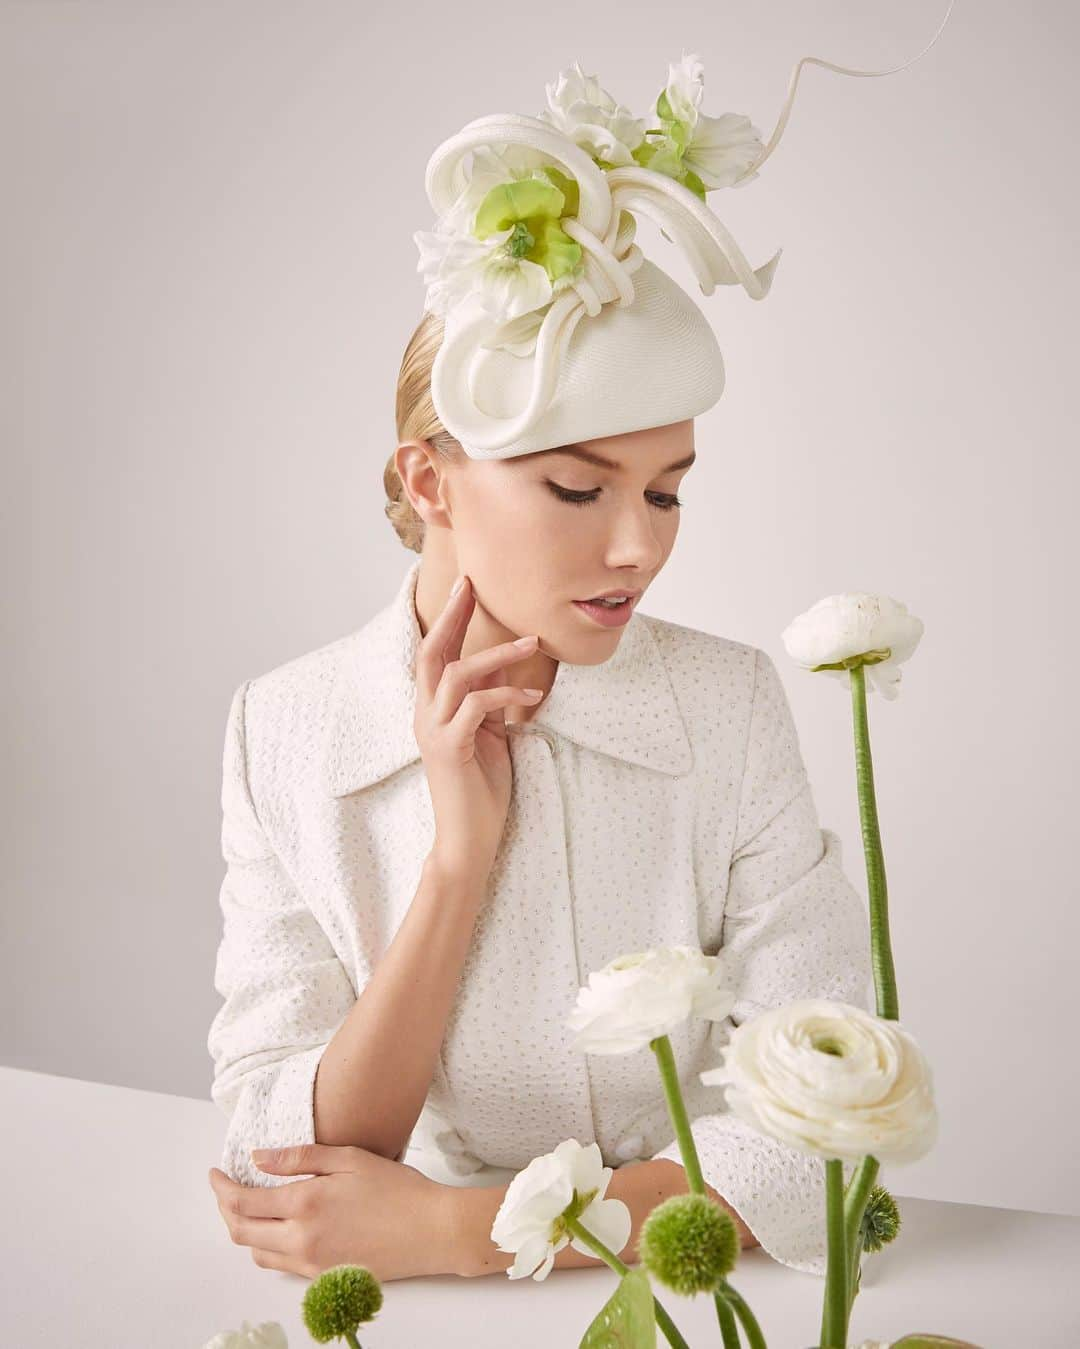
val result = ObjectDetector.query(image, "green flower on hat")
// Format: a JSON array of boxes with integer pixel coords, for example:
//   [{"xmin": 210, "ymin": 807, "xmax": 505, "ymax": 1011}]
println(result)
[{"xmin": 472, "ymin": 171, "xmax": 582, "ymax": 286}]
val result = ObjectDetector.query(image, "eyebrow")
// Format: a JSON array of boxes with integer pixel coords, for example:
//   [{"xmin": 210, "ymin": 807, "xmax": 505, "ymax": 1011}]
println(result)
[{"xmin": 542, "ymin": 444, "xmax": 698, "ymax": 474}]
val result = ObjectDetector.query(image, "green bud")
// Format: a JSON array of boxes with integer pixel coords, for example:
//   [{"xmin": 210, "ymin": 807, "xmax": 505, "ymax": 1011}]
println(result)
[
  {"xmin": 861, "ymin": 1184, "xmax": 902, "ymax": 1253},
  {"xmin": 301, "ymin": 1264, "xmax": 383, "ymax": 1344},
  {"xmin": 638, "ymin": 1192, "xmax": 739, "ymax": 1296}
]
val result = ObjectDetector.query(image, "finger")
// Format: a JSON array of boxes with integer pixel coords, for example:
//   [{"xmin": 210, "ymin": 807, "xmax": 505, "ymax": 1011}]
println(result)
[
  {"xmin": 430, "ymin": 635, "xmax": 539, "ymax": 724},
  {"xmin": 250, "ymin": 1243, "xmax": 316, "ymax": 1278},
  {"xmin": 225, "ymin": 1211, "xmax": 294, "ymax": 1254},
  {"xmin": 447, "ymin": 685, "xmax": 546, "ymax": 742},
  {"xmin": 209, "ymin": 1167, "xmax": 306, "ymax": 1220},
  {"xmin": 415, "ymin": 575, "xmax": 474, "ymax": 704},
  {"xmin": 252, "ymin": 1142, "xmax": 361, "ymax": 1177}
]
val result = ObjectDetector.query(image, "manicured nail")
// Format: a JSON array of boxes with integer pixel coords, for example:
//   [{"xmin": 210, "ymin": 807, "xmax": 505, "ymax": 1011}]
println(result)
[
  {"xmin": 450, "ymin": 573, "xmax": 466, "ymax": 596},
  {"xmin": 514, "ymin": 634, "xmax": 538, "ymax": 647}
]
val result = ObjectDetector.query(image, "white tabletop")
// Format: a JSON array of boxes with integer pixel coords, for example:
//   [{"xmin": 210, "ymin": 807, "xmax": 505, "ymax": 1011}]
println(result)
[{"xmin": 2, "ymin": 1066, "xmax": 1076, "ymax": 1348}]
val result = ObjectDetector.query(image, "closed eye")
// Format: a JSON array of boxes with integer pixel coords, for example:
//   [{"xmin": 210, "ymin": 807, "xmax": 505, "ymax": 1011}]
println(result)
[{"xmin": 545, "ymin": 482, "xmax": 683, "ymax": 511}]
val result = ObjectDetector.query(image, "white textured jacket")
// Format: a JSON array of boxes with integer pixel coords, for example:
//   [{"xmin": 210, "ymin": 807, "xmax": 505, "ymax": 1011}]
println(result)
[{"xmin": 207, "ymin": 557, "xmax": 873, "ymax": 1276}]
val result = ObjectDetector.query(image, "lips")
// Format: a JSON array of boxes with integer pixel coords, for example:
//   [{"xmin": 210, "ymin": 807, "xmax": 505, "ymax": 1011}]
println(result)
[{"xmin": 571, "ymin": 595, "xmax": 638, "ymax": 628}]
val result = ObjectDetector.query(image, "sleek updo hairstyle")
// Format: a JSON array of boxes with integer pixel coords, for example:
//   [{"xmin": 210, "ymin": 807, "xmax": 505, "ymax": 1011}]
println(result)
[{"xmin": 386, "ymin": 311, "xmax": 465, "ymax": 553}]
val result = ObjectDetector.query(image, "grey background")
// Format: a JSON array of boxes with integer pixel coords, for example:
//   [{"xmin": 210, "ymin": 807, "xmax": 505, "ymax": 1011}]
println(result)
[{"xmin": 4, "ymin": 0, "xmax": 1076, "ymax": 1217}]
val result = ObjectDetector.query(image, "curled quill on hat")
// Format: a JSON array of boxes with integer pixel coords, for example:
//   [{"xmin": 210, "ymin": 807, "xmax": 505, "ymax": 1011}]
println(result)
[{"xmin": 413, "ymin": 4, "xmax": 955, "ymax": 461}]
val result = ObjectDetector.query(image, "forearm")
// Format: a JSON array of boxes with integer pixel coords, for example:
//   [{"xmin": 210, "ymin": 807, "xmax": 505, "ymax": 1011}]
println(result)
[
  {"xmin": 313, "ymin": 850, "xmax": 487, "ymax": 1160},
  {"xmin": 452, "ymin": 1158, "xmax": 759, "ymax": 1279}
]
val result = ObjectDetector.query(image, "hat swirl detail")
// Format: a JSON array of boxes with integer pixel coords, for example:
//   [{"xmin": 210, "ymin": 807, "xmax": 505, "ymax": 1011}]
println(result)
[{"xmin": 413, "ymin": 25, "xmax": 955, "ymax": 459}]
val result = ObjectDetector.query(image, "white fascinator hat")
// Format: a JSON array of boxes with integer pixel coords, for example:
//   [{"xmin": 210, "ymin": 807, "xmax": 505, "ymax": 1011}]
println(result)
[{"xmin": 413, "ymin": 13, "xmax": 954, "ymax": 461}]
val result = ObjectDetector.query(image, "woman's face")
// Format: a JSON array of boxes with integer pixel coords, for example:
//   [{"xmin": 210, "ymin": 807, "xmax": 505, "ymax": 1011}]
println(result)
[{"xmin": 442, "ymin": 419, "xmax": 696, "ymax": 662}]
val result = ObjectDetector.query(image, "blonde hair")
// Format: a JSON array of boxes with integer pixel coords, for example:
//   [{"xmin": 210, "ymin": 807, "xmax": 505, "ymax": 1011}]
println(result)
[{"xmin": 386, "ymin": 310, "xmax": 464, "ymax": 552}]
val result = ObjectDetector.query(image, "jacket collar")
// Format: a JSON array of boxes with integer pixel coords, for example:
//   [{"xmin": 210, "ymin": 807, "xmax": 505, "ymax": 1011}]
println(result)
[{"xmin": 323, "ymin": 558, "xmax": 694, "ymax": 796}]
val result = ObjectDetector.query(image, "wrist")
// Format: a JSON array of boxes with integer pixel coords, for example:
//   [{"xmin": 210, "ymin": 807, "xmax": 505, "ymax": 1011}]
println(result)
[
  {"xmin": 446, "ymin": 1182, "xmax": 514, "ymax": 1279},
  {"xmin": 424, "ymin": 847, "xmax": 491, "ymax": 899}
]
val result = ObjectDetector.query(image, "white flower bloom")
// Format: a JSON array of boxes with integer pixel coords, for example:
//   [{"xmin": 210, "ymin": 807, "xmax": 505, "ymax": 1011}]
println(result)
[
  {"xmin": 413, "ymin": 143, "xmax": 573, "ymax": 325},
  {"xmin": 567, "ymin": 945, "xmax": 735, "ymax": 1055},
  {"xmin": 490, "ymin": 1139, "xmax": 632, "ymax": 1280},
  {"xmin": 652, "ymin": 51, "xmax": 765, "ymax": 189},
  {"xmin": 537, "ymin": 59, "xmax": 646, "ymax": 166},
  {"xmin": 201, "ymin": 1321, "xmax": 288, "ymax": 1349},
  {"xmin": 781, "ymin": 593, "xmax": 925, "ymax": 701},
  {"xmin": 701, "ymin": 999, "xmax": 938, "ymax": 1164}
]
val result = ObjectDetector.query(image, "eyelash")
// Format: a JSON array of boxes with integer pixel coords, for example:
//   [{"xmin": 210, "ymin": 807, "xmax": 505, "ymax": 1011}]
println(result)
[{"xmin": 545, "ymin": 482, "xmax": 683, "ymax": 511}]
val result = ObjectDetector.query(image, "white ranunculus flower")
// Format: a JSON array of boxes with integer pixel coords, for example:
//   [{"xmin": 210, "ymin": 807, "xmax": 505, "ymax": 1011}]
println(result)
[
  {"xmin": 700, "ymin": 999, "xmax": 938, "ymax": 1163},
  {"xmin": 537, "ymin": 59, "xmax": 646, "ymax": 166},
  {"xmin": 566, "ymin": 945, "xmax": 735, "ymax": 1055},
  {"xmin": 781, "ymin": 592, "xmax": 925, "ymax": 700},
  {"xmin": 201, "ymin": 1321, "xmax": 288, "ymax": 1349},
  {"xmin": 651, "ymin": 51, "xmax": 765, "ymax": 189},
  {"xmin": 490, "ymin": 1139, "xmax": 632, "ymax": 1280}
]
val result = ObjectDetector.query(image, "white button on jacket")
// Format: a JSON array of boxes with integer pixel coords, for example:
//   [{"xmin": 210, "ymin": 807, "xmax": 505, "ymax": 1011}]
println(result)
[{"xmin": 207, "ymin": 558, "xmax": 873, "ymax": 1276}]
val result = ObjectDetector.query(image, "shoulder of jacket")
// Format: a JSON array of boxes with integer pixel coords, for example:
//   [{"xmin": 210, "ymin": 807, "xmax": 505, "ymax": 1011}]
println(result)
[
  {"xmin": 640, "ymin": 611, "xmax": 760, "ymax": 676},
  {"xmin": 636, "ymin": 613, "xmax": 765, "ymax": 734},
  {"xmin": 234, "ymin": 625, "xmax": 365, "ymax": 744}
]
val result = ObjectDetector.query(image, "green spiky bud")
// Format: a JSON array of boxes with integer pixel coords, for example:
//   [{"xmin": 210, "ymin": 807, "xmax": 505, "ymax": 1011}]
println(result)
[
  {"xmin": 301, "ymin": 1264, "xmax": 383, "ymax": 1344},
  {"xmin": 638, "ymin": 1192, "xmax": 739, "ymax": 1295},
  {"xmin": 861, "ymin": 1185, "xmax": 902, "ymax": 1252}
]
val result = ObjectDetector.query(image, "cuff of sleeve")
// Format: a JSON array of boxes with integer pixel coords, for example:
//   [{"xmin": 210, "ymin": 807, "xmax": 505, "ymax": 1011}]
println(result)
[
  {"xmin": 650, "ymin": 1111, "xmax": 856, "ymax": 1277},
  {"xmin": 218, "ymin": 1043, "xmax": 328, "ymax": 1189}
]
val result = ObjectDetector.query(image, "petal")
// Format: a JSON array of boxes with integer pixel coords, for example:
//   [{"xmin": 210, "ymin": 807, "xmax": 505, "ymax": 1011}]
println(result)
[{"xmin": 574, "ymin": 1195, "xmax": 633, "ymax": 1260}]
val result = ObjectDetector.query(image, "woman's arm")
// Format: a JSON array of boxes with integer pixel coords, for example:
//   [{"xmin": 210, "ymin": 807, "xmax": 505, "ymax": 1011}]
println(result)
[
  {"xmin": 313, "ymin": 848, "xmax": 488, "ymax": 1161},
  {"xmin": 208, "ymin": 681, "xmax": 490, "ymax": 1184}
]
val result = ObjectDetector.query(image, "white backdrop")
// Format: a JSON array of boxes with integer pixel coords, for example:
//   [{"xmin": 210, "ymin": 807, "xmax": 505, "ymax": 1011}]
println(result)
[{"xmin": 4, "ymin": 0, "xmax": 1076, "ymax": 1218}]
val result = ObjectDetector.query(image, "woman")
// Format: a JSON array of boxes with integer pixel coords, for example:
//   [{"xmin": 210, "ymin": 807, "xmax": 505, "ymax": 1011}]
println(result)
[{"xmin": 206, "ymin": 61, "xmax": 874, "ymax": 1286}]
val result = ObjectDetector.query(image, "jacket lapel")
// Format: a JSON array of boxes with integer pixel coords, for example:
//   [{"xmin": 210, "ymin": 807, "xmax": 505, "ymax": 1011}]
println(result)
[{"xmin": 323, "ymin": 559, "xmax": 694, "ymax": 797}]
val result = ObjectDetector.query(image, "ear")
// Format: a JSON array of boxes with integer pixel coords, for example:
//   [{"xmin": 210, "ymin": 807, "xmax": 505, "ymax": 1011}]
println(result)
[{"xmin": 396, "ymin": 439, "xmax": 454, "ymax": 529}]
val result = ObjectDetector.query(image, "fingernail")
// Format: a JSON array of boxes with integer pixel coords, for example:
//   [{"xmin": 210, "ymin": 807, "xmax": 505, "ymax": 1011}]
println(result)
[
  {"xmin": 450, "ymin": 573, "xmax": 466, "ymax": 597},
  {"xmin": 251, "ymin": 1148, "xmax": 277, "ymax": 1162},
  {"xmin": 514, "ymin": 634, "xmax": 538, "ymax": 647}
]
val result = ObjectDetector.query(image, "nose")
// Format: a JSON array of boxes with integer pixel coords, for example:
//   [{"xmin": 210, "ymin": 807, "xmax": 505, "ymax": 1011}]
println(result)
[{"xmin": 605, "ymin": 500, "xmax": 668, "ymax": 573}]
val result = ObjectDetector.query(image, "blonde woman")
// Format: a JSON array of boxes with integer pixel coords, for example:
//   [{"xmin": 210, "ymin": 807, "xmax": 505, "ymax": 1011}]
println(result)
[{"xmin": 206, "ymin": 61, "xmax": 878, "ymax": 1286}]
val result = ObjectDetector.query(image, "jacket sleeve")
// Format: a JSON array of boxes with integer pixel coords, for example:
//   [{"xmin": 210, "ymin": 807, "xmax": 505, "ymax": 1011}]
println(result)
[
  {"xmin": 649, "ymin": 647, "xmax": 874, "ymax": 1277},
  {"xmin": 207, "ymin": 680, "xmax": 391, "ymax": 1188}
]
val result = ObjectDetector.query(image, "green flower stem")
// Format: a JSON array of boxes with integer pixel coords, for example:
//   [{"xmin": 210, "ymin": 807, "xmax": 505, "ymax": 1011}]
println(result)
[
  {"xmin": 819, "ymin": 1159, "xmax": 849, "ymax": 1349},
  {"xmin": 849, "ymin": 663, "xmax": 899, "ymax": 1021},
  {"xmin": 563, "ymin": 1214, "xmax": 691, "ymax": 1349},
  {"xmin": 719, "ymin": 1278, "xmax": 768, "ymax": 1349},
  {"xmin": 344, "ymin": 1334, "xmax": 361, "ymax": 1349},
  {"xmin": 651, "ymin": 1035, "xmax": 705, "ymax": 1193},
  {"xmin": 712, "ymin": 1289, "xmax": 743, "ymax": 1349},
  {"xmin": 651, "ymin": 1034, "xmax": 761, "ymax": 1346},
  {"xmin": 842, "ymin": 1153, "xmax": 880, "ymax": 1317},
  {"xmin": 843, "ymin": 659, "xmax": 901, "ymax": 1326}
]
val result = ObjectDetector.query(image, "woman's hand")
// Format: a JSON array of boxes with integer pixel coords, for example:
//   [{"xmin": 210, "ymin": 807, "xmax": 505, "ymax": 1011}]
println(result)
[
  {"xmin": 414, "ymin": 572, "xmax": 543, "ymax": 877},
  {"xmin": 208, "ymin": 1143, "xmax": 463, "ymax": 1282}
]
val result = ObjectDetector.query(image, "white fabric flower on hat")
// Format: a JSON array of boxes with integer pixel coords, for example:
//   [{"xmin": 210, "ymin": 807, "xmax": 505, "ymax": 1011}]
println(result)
[
  {"xmin": 567, "ymin": 945, "xmax": 736, "ymax": 1055},
  {"xmin": 201, "ymin": 1321, "xmax": 288, "ymax": 1349},
  {"xmin": 413, "ymin": 142, "xmax": 582, "ymax": 325},
  {"xmin": 781, "ymin": 592, "xmax": 925, "ymax": 700},
  {"xmin": 537, "ymin": 58, "xmax": 647, "ymax": 167},
  {"xmin": 490, "ymin": 1139, "xmax": 632, "ymax": 1280},
  {"xmin": 641, "ymin": 51, "xmax": 766, "ymax": 192},
  {"xmin": 700, "ymin": 999, "xmax": 938, "ymax": 1164}
]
